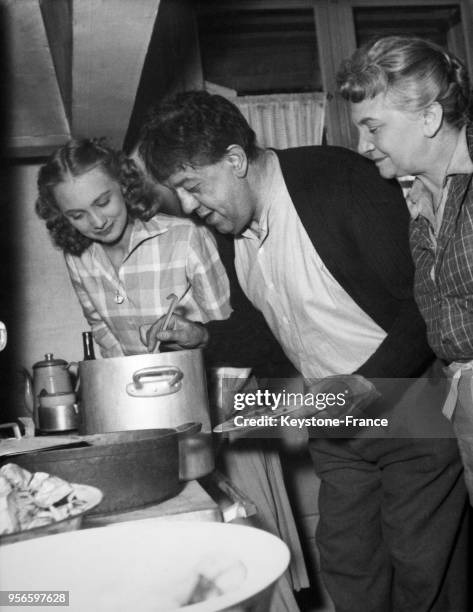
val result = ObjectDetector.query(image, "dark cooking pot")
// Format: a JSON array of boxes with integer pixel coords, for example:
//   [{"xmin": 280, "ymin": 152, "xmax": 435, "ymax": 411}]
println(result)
[
  {"xmin": 9, "ymin": 423, "xmax": 209, "ymax": 515},
  {"xmin": 78, "ymin": 349, "xmax": 211, "ymax": 434}
]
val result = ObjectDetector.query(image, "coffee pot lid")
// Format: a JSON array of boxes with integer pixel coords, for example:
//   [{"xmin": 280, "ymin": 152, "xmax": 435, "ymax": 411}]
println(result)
[
  {"xmin": 39, "ymin": 389, "xmax": 74, "ymax": 397},
  {"xmin": 33, "ymin": 353, "xmax": 68, "ymax": 369}
]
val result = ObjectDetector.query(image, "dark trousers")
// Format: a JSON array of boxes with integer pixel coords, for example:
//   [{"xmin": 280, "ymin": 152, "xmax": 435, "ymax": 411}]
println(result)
[{"xmin": 309, "ymin": 436, "xmax": 469, "ymax": 612}]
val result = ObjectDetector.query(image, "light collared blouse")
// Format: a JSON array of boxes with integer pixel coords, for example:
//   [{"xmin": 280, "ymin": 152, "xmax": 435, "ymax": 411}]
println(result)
[{"xmin": 65, "ymin": 214, "xmax": 231, "ymax": 357}]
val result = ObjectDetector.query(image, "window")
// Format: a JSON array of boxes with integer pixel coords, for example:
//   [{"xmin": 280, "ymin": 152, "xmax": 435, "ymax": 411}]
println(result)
[
  {"xmin": 354, "ymin": 5, "xmax": 466, "ymax": 60},
  {"xmin": 197, "ymin": 7, "xmax": 322, "ymax": 95}
]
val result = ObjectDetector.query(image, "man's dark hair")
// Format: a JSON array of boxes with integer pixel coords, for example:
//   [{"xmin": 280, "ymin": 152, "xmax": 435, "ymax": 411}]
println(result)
[{"xmin": 139, "ymin": 90, "xmax": 259, "ymax": 182}]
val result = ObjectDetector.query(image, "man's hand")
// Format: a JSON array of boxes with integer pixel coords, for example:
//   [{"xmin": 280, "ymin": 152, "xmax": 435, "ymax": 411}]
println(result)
[{"xmin": 140, "ymin": 314, "xmax": 209, "ymax": 352}]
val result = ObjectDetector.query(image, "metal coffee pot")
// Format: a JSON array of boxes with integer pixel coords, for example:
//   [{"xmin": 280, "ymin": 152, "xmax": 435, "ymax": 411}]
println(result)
[
  {"xmin": 38, "ymin": 390, "xmax": 79, "ymax": 433},
  {"xmin": 23, "ymin": 353, "xmax": 77, "ymax": 428}
]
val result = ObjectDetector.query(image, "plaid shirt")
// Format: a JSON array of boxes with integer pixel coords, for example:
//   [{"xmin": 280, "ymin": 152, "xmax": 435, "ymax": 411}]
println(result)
[
  {"xmin": 65, "ymin": 215, "xmax": 231, "ymax": 357},
  {"xmin": 410, "ymin": 125, "xmax": 473, "ymax": 362}
]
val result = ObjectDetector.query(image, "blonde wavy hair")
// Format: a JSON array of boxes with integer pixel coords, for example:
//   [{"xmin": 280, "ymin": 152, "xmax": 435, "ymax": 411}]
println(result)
[{"xmin": 36, "ymin": 138, "xmax": 159, "ymax": 255}]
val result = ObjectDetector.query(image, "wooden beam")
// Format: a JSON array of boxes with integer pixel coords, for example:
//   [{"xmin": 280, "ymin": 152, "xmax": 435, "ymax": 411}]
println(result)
[
  {"xmin": 459, "ymin": 0, "xmax": 473, "ymax": 79},
  {"xmin": 2, "ymin": 0, "xmax": 71, "ymax": 157},
  {"xmin": 71, "ymin": 0, "xmax": 161, "ymax": 148},
  {"xmin": 5, "ymin": 136, "xmax": 74, "ymax": 159},
  {"xmin": 314, "ymin": 0, "xmax": 357, "ymax": 147},
  {"xmin": 124, "ymin": 0, "xmax": 204, "ymax": 151},
  {"xmin": 161, "ymin": 0, "xmax": 204, "ymax": 95},
  {"xmin": 39, "ymin": 0, "xmax": 73, "ymax": 124}
]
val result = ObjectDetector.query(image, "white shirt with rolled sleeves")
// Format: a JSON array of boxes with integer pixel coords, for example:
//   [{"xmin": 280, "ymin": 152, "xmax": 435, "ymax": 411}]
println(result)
[{"xmin": 234, "ymin": 150, "xmax": 386, "ymax": 378}]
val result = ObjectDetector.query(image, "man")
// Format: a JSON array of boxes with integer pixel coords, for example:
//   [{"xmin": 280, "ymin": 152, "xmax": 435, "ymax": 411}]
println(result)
[{"xmin": 138, "ymin": 91, "xmax": 468, "ymax": 612}]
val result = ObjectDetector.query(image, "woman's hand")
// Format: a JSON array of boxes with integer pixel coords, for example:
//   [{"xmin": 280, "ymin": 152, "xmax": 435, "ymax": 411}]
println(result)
[{"xmin": 140, "ymin": 314, "xmax": 209, "ymax": 352}]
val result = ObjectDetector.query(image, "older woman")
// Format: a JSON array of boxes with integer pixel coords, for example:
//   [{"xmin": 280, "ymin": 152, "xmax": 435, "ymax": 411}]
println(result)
[
  {"xmin": 337, "ymin": 37, "xmax": 473, "ymax": 506},
  {"xmin": 36, "ymin": 139, "xmax": 231, "ymax": 357}
]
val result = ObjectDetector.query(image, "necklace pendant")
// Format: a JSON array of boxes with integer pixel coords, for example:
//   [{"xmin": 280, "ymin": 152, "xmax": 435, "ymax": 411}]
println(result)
[{"xmin": 115, "ymin": 292, "xmax": 124, "ymax": 304}]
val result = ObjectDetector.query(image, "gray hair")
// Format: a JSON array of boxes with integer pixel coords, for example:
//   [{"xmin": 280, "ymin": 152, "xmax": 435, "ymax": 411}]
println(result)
[{"xmin": 337, "ymin": 36, "xmax": 471, "ymax": 128}]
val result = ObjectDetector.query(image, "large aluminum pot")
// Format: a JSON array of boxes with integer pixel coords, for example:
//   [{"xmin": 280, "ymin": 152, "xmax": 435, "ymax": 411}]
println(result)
[{"xmin": 78, "ymin": 349, "xmax": 211, "ymax": 435}]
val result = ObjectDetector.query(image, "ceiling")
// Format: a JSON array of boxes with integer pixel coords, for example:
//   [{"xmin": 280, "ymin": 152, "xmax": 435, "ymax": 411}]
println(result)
[{"xmin": 3, "ymin": 0, "xmax": 161, "ymax": 158}]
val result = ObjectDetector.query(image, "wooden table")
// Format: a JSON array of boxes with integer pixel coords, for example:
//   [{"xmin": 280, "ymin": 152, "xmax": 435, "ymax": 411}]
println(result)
[{"xmin": 83, "ymin": 480, "xmax": 222, "ymax": 529}]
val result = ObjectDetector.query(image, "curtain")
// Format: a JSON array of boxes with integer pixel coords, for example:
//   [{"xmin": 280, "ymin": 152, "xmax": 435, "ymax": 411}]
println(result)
[{"xmin": 233, "ymin": 92, "xmax": 326, "ymax": 149}]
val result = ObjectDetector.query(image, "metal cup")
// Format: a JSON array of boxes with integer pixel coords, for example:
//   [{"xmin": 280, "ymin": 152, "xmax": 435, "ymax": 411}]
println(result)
[{"xmin": 38, "ymin": 391, "xmax": 79, "ymax": 433}]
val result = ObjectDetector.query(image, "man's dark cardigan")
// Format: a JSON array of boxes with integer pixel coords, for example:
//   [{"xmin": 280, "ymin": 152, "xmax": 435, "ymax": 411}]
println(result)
[{"xmin": 205, "ymin": 146, "xmax": 433, "ymax": 379}]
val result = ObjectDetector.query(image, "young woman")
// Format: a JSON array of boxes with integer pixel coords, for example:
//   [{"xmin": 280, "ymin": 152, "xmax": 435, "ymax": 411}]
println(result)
[
  {"xmin": 36, "ymin": 139, "xmax": 231, "ymax": 357},
  {"xmin": 337, "ymin": 37, "xmax": 473, "ymax": 503}
]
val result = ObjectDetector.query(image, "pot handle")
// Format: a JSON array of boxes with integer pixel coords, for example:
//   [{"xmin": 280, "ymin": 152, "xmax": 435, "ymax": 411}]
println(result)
[
  {"xmin": 174, "ymin": 421, "xmax": 202, "ymax": 438},
  {"xmin": 126, "ymin": 366, "xmax": 184, "ymax": 397}
]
